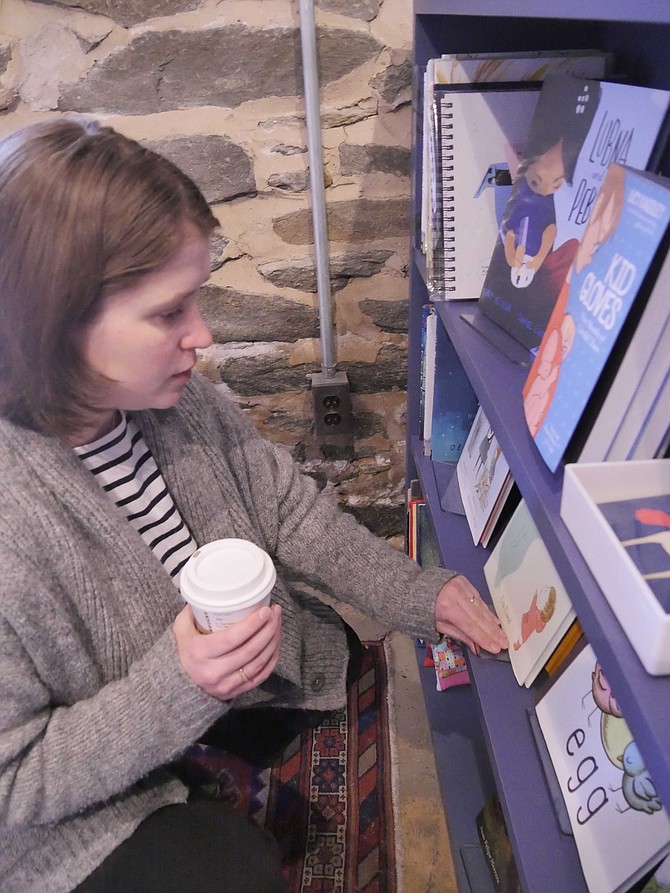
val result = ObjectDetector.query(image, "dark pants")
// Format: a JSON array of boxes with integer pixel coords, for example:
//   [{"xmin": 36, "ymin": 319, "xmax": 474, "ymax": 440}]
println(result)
[
  {"xmin": 73, "ymin": 798, "xmax": 286, "ymax": 893},
  {"xmin": 74, "ymin": 620, "xmax": 363, "ymax": 893}
]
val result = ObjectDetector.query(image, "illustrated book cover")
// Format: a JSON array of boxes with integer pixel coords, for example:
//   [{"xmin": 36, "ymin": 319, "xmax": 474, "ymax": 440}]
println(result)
[
  {"xmin": 421, "ymin": 50, "xmax": 611, "ymax": 255},
  {"xmin": 478, "ymin": 74, "xmax": 670, "ymax": 353},
  {"xmin": 427, "ymin": 85, "xmax": 541, "ymax": 299},
  {"xmin": 456, "ymin": 405, "xmax": 513, "ymax": 545},
  {"xmin": 427, "ymin": 312, "xmax": 479, "ymax": 463},
  {"xmin": 535, "ymin": 643, "xmax": 670, "ymax": 893},
  {"xmin": 597, "ymin": 493, "xmax": 670, "ymax": 609},
  {"xmin": 522, "ymin": 164, "xmax": 670, "ymax": 473},
  {"xmin": 483, "ymin": 499, "xmax": 575, "ymax": 687}
]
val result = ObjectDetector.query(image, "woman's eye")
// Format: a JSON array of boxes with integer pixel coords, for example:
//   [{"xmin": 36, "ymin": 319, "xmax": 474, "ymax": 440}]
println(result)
[{"xmin": 161, "ymin": 308, "xmax": 183, "ymax": 323}]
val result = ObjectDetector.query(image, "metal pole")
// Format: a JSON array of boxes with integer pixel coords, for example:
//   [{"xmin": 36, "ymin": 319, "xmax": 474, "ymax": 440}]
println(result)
[{"xmin": 298, "ymin": 0, "xmax": 336, "ymax": 378}]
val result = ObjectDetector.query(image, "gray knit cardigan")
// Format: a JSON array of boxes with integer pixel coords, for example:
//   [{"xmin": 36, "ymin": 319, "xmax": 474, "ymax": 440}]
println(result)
[{"xmin": 0, "ymin": 373, "xmax": 456, "ymax": 893}]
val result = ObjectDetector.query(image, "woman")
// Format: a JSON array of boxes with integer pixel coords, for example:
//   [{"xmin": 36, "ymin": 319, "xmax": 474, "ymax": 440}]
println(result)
[{"xmin": 0, "ymin": 118, "xmax": 506, "ymax": 893}]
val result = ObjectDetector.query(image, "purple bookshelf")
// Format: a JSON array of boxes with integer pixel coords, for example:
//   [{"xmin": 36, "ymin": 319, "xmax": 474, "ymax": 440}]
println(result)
[{"xmin": 407, "ymin": 3, "xmax": 670, "ymax": 891}]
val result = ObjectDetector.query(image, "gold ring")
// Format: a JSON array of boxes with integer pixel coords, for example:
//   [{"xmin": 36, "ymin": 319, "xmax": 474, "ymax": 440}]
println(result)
[{"xmin": 238, "ymin": 666, "xmax": 249, "ymax": 684}]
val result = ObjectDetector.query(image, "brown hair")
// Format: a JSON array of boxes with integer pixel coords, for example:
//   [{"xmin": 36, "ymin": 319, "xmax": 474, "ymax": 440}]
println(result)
[{"xmin": 0, "ymin": 117, "xmax": 218, "ymax": 437}]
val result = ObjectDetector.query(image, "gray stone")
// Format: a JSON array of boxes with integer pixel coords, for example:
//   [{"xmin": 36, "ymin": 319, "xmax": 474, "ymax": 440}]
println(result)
[
  {"xmin": 218, "ymin": 353, "xmax": 312, "ymax": 396},
  {"xmin": 59, "ymin": 25, "xmax": 381, "ymax": 115},
  {"xmin": 341, "ymin": 344, "xmax": 407, "ymax": 393},
  {"xmin": 258, "ymin": 249, "xmax": 393, "ymax": 292},
  {"xmin": 339, "ymin": 144, "xmax": 410, "ymax": 177},
  {"xmin": 353, "ymin": 411, "xmax": 387, "ymax": 439},
  {"xmin": 208, "ymin": 232, "xmax": 230, "ymax": 272},
  {"xmin": 199, "ymin": 285, "xmax": 319, "ymax": 342},
  {"xmin": 32, "ymin": 0, "xmax": 202, "ymax": 28},
  {"xmin": 371, "ymin": 60, "xmax": 412, "ymax": 107},
  {"xmin": 345, "ymin": 502, "xmax": 404, "ymax": 538},
  {"xmin": 216, "ymin": 342, "xmax": 406, "ymax": 397},
  {"xmin": 316, "ymin": 0, "xmax": 380, "ymax": 22},
  {"xmin": 267, "ymin": 171, "xmax": 310, "ymax": 194},
  {"xmin": 272, "ymin": 144, "xmax": 307, "ymax": 157},
  {"xmin": 274, "ymin": 197, "xmax": 409, "ymax": 244},
  {"xmin": 359, "ymin": 299, "xmax": 408, "ymax": 333},
  {"xmin": 0, "ymin": 43, "xmax": 11, "ymax": 75},
  {"xmin": 142, "ymin": 135, "xmax": 255, "ymax": 205}
]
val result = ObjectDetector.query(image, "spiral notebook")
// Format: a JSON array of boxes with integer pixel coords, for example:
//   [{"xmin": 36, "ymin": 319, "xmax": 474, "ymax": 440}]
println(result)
[{"xmin": 427, "ymin": 84, "xmax": 540, "ymax": 300}]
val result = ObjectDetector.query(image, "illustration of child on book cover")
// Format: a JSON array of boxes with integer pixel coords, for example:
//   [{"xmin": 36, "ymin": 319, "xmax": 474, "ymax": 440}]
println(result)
[
  {"xmin": 522, "ymin": 162, "xmax": 626, "ymax": 441},
  {"xmin": 524, "ymin": 163, "xmax": 670, "ymax": 472},
  {"xmin": 479, "ymin": 75, "xmax": 670, "ymax": 353}
]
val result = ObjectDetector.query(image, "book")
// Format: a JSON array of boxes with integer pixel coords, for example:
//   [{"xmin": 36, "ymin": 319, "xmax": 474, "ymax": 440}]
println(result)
[
  {"xmin": 456, "ymin": 405, "xmax": 513, "ymax": 545},
  {"xmin": 521, "ymin": 164, "xmax": 670, "ymax": 473},
  {"xmin": 483, "ymin": 499, "xmax": 575, "ymax": 687},
  {"xmin": 427, "ymin": 85, "xmax": 541, "ymax": 299},
  {"xmin": 427, "ymin": 312, "xmax": 479, "ymax": 463},
  {"xmin": 543, "ymin": 617, "xmax": 583, "ymax": 677},
  {"xmin": 477, "ymin": 791, "xmax": 522, "ymax": 893},
  {"xmin": 419, "ymin": 304, "xmax": 438, "ymax": 453},
  {"xmin": 577, "ymin": 247, "xmax": 670, "ymax": 463},
  {"xmin": 478, "ymin": 74, "xmax": 670, "ymax": 353},
  {"xmin": 421, "ymin": 51, "xmax": 612, "ymax": 256},
  {"xmin": 628, "ymin": 369, "xmax": 670, "ymax": 461},
  {"xmin": 535, "ymin": 643, "xmax": 670, "ymax": 893}
]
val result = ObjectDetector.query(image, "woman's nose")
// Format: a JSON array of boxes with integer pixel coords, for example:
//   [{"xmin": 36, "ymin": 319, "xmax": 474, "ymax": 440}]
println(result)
[{"xmin": 182, "ymin": 306, "xmax": 213, "ymax": 350}]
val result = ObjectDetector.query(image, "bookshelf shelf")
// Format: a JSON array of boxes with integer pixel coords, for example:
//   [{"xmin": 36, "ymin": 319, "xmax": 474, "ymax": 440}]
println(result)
[{"xmin": 407, "ymin": 3, "xmax": 670, "ymax": 891}]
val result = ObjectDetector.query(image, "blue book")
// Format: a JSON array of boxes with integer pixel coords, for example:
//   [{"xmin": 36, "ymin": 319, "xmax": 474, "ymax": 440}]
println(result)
[
  {"xmin": 428, "ymin": 316, "xmax": 479, "ymax": 462},
  {"xmin": 478, "ymin": 74, "xmax": 670, "ymax": 353},
  {"xmin": 523, "ymin": 164, "xmax": 670, "ymax": 472}
]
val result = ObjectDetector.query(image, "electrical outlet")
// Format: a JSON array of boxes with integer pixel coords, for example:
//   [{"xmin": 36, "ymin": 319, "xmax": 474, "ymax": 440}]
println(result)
[{"xmin": 311, "ymin": 371, "xmax": 354, "ymax": 448}]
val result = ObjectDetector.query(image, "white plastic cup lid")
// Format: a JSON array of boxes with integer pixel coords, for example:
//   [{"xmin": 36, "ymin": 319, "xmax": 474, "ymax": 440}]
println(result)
[{"xmin": 180, "ymin": 538, "xmax": 276, "ymax": 610}]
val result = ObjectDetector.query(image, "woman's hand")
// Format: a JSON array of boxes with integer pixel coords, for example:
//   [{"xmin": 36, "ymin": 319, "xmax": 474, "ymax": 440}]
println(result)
[
  {"xmin": 173, "ymin": 603, "xmax": 282, "ymax": 700},
  {"xmin": 434, "ymin": 575, "xmax": 508, "ymax": 654}
]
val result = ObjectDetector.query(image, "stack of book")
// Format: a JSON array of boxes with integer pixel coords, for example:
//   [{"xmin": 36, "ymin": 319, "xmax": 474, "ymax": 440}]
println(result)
[{"xmin": 421, "ymin": 50, "xmax": 611, "ymax": 301}]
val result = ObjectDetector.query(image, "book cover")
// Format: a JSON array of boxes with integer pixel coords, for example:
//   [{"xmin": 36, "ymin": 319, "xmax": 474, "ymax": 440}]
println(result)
[
  {"xmin": 535, "ymin": 643, "xmax": 670, "ymax": 893},
  {"xmin": 457, "ymin": 405, "xmax": 513, "ymax": 545},
  {"xmin": 478, "ymin": 75, "xmax": 670, "ymax": 353},
  {"xmin": 522, "ymin": 164, "xmax": 670, "ymax": 473},
  {"xmin": 483, "ymin": 499, "xmax": 575, "ymax": 687},
  {"xmin": 427, "ymin": 86, "xmax": 541, "ymax": 299},
  {"xmin": 421, "ymin": 51, "xmax": 610, "ymax": 262},
  {"xmin": 578, "ymin": 248, "xmax": 670, "ymax": 463},
  {"xmin": 419, "ymin": 304, "xmax": 437, "ymax": 451},
  {"xmin": 477, "ymin": 792, "xmax": 522, "ymax": 893},
  {"xmin": 428, "ymin": 314, "xmax": 479, "ymax": 462},
  {"xmin": 598, "ymin": 494, "xmax": 670, "ymax": 608}
]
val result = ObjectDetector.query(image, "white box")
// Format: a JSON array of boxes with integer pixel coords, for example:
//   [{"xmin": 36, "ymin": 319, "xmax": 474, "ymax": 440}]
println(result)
[{"xmin": 561, "ymin": 460, "xmax": 670, "ymax": 675}]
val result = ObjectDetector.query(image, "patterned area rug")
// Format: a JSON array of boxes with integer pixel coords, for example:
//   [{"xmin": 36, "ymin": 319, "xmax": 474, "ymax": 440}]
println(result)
[{"xmin": 182, "ymin": 641, "xmax": 397, "ymax": 893}]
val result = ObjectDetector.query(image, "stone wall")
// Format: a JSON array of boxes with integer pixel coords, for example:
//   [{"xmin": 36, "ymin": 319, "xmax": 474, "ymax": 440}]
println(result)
[{"xmin": 0, "ymin": 0, "xmax": 413, "ymax": 541}]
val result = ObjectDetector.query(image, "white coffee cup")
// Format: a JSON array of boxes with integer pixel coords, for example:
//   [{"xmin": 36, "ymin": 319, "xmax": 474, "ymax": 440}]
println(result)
[{"xmin": 180, "ymin": 538, "xmax": 276, "ymax": 633}]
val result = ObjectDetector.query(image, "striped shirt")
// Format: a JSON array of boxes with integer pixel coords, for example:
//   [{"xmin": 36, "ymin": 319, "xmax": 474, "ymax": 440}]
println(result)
[{"xmin": 75, "ymin": 413, "xmax": 197, "ymax": 585}]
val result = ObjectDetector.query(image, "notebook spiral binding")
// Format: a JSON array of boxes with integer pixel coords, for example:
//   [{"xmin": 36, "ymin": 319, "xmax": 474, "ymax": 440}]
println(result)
[{"xmin": 427, "ymin": 99, "xmax": 456, "ymax": 295}]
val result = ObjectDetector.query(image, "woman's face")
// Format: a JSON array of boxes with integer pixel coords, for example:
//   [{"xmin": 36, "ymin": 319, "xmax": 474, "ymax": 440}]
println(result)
[{"xmin": 76, "ymin": 227, "xmax": 212, "ymax": 443}]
